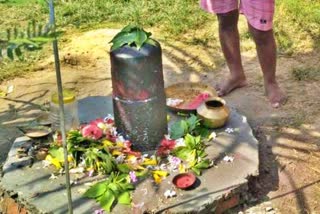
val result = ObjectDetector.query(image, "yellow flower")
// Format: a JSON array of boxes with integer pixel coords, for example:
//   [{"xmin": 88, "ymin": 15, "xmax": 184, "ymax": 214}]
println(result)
[
  {"xmin": 152, "ymin": 170, "xmax": 169, "ymax": 184},
  {"xmin": 179, "ymin": 164, "xmax": 186, "ymax": 173},
  {"xmin": 45, "ymin": 155, "xmax": 62, "ymax": 169},
  {"xmin": 142, "ymin": 158, "xmax": 157, "ymax": 166},
  {"xmin": 103, "ymin": 140, "xmax": 113, "ymax": 147},
  {"xmin": 112, "ymin": 150, "xmax": 122, "ymax": 156},
  {"xmin": 68, "ymin": 155, "xmax": 74, "ymax": 162},
  {"xmin": 116, "ymin": 142, "xmax": 125, "ymax": 148}
]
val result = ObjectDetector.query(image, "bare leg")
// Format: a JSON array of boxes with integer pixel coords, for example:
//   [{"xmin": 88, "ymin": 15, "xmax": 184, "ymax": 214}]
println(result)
[
  {"xmin": 216, "ymin": 9, "xmax": 247, "ymax": 96},
  {"xmin": 248, "ymin": 24, "xmax": 286, "ymax": 108}
]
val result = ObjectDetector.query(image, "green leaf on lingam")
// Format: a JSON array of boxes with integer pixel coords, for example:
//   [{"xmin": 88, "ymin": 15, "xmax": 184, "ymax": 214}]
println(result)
[{"xmin": 110, "ymin": 24, "xmax": 155, "ymax": 51}]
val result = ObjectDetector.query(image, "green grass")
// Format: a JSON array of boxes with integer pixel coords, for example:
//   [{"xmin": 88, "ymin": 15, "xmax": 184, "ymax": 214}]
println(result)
[
  {"xmin": 292, "ymin": 67, "xmax": 320, "ymax": 81},
  {"xmin": 0, "ymin": 0, "xmax": 320, "ymax": 82}
]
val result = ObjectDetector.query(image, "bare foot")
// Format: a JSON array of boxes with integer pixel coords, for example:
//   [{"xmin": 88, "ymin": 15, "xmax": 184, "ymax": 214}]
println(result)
[
  {"xmin": 216, "ymin": 75, "xmax": 247, "ymax": 96},
  {"xmin": 265, "ymin": 82, "xmax": 287, "ymax": 108}
]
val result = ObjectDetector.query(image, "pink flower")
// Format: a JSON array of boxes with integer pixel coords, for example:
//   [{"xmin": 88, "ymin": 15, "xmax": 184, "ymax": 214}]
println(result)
[{"xmin": 81, "ymin": 124, "xmax": 103, "ymax": 140}]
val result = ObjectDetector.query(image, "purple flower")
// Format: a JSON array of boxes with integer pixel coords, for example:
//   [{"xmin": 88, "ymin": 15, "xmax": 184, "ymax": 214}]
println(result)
[
  {"xmin": 94, "ymin": 209, "xmax": 105, "ymax": 214},
  {"xmin": 88, "ymin": 169, "xmax": 94, "ymax": 177},
  {"xmin": 129, "ymin": 171, "xmax": 138, "ymax": 183}
]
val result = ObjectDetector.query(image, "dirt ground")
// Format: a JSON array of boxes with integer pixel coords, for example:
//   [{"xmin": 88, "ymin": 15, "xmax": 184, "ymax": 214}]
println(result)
[{"xmin": 0, "ymin": 28, "xmax": 319, "ymax": 214}]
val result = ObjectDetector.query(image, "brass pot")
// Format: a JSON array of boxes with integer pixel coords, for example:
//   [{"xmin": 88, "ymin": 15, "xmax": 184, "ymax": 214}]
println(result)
[{"xmin": 196, "ymin": 97, "xmax": 230, "ymax": 129}]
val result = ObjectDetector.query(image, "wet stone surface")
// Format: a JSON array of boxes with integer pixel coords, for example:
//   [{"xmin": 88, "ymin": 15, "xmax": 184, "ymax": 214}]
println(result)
[{"xmin": 1, "ymin": 96, "xmax": 259, "ymax": 213}]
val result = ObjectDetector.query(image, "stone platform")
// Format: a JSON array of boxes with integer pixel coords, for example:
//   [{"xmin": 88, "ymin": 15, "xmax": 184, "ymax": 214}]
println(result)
[{"xmin": 1, "ymin": 96, "xmax": 259, "ymax": 213}]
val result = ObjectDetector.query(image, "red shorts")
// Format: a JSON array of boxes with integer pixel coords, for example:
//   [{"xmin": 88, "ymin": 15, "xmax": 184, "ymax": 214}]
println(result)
[{"xmin": 200, "ymin": 0, "xmax": 275, "ymax": 31}]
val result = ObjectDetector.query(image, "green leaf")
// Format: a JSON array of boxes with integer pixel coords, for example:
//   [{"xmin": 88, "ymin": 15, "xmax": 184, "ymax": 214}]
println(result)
[
  {"xmin": 15, "ymin": 47, "xmax": 23, "ymax": 60},
  {"xmin": 184, "ymin": 134, "xmax": 196, "ymax": 149},
  {"xmin": 195, "ymin": 159, "xmax": 211, "ymax": 169},
  {"xmin": 49, "ymin": 147, "xmax": 64, "ymax": 162},
  {"xmin": 110, "ymin": 24, "xmax": 153, "ymax": 51},
  {"xmin": 118, "ymin": 191, "xmax": 131, "ymax": 205},
  {"xmin": 108, "ymin": 183, "xmax": 120, "ymax": 197},
  {"xmin": 100, "ymin": 190, "xmax": 115, "ymax": 212},
  {"xmin": 173, "ymin": 147, "xmax": 193, "ymax": 161},
  {"xmin": 7, "ymin": 47, "xmax": 14, "ymax": 60},
  {"xmin": 117, "ymin": 164, "xmax": 130, "ymax": 173},
  {"xmin": 135, "ymin": 30, "xmax": 147, "ymax": 50},
  {"xmin": 84, "ymin": 182, "xmax": 107, "ymax": 198},
  {"xmin": 186, "ymin": 114, "xmax": 199, "ymax": 132},
  {"xmin": 170, "ymin": 120, "xmax": 186, "ymax": 139},
  {"xmin": 191, "ymin": 167, "xmax": 201, "ymax": 176},
  {"xmin": 119, "ymin": 183, "xmax": 135, "ymax": 191}
]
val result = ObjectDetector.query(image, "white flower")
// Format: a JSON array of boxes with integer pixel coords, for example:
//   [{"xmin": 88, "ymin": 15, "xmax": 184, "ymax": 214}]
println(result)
[
  {"xmin": 104, "ymin": 114, "xmax": 114, "ymax": 121},
  {"xmin": 115, "ymin": 154, "xmax": 126, "ymax": 164},
  {"xmin": 69, "ymin": 167, "xmax": 84, "ymax": 174},
  {"xmin": 143, "ymin": 153, "xmax": 149, "ymax": 158},
  {"xmin": 175, "ymin": 138, "xmax": 186, "ymax": 147},
  {"xmin": 166, "ymin": 98, "xmax": 183, "ymax": 107},
  {"xmin": 164, "ymin": 134, "xmax": 171, "ymax": 140},
  {"xmin": 225, "ymin": 128, "xmax": 234, "ymax": 134},
  {"xmin": 164, "ymin": 190, "xmax": 177, "ymax": 198},
  {"xmin": 49, "ymin": 173, "xmax": 58, "ymax": 180},
  {"xmin": 160, "ymin": 163, "xmax": 167, "ymax": 170},
  {"xmin": 110, "ymin": 127, "xmax": 118, "ymax": 136},
  {"xmin": 208, "ymin": 132, "xmax": 217, "ymax": 140},
  {"xmin": 116, "ymin": 135, "xmax": 125, "ymax": 143},
  {"xmin": 42, "ymin": 160, "xmax": 51, "ymax": 168},
  {"xmin": 223, "ymin": 155, "xmax": 234, "ymax": 163}
]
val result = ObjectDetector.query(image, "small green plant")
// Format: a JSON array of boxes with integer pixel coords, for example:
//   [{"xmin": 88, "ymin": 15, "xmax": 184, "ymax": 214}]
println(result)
[
  {"xmin": 109, "ymin": 24, "xmax": 156, "ymax": 51},
  {"xmin": 0, "ymin": 21, "xmax": 62, "ymax": 60},
  {"xmin": 172, "ymin": 134, "xmax": 211, "ymax": 175},
  {"xmin": 84, "ymin": 172, "xmax": 134, "ymax": 212}
]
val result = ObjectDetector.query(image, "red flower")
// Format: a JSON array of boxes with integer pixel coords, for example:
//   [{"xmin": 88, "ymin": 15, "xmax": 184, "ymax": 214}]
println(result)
[
  {"xmin": 90, "ymin": 118, "xmax": 104, "ymax": 126},
  {"xmin": 122, "ymin": 140, "xmax": 141, "ymax": 157},
  {"xmin": 160, "ymin": 138, "xmax": 176, "ymax": 150},
  {"xmin": 157, "ymin": 138, "xmax": 176, "ymax": 156}
]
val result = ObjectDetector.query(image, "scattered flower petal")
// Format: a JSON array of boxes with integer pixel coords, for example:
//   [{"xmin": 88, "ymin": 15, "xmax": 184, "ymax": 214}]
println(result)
[
  {"xmin": 69, "ymin": 167, "xmax": 84, "ymax": 174},
  {"xmin": 88, "ymin": 169, "xmax": 94, "ymax": 177},
  {"xmin": 94, "ymin": 209, "xmax": 106, "ymax": 214},
  {"xmin": 208, "ymin": 132, "xmax": 217, "ymax": 140},
  {"xmin": 164, "ymin": 190, "xmax": 177, "ymax": 198},
  {"xmin": 223, "ymin": 155, "xmax": 234, "ymax": 163},
  {"xmin": 133, "ymin": 202, "xmax": 145, "ymax": 209},
  {"xmin": 49, "ymin": 173, "xmax": 58, "ymax": 180},
  {"xmin": 225, "ymin": 128, "xmax": 234, "ymax": 134}
]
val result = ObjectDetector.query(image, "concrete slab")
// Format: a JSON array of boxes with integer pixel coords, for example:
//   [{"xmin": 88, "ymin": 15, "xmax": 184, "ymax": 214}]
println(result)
[{"xmin": 1, "ymin": 96, "xmax": 259, "ymax": 213}]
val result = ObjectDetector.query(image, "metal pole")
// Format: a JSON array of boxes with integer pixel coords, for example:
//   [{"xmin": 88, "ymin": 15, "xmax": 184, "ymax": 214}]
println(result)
[{"xmin": 48, "ymin": 1, "xmax": 73, "ymax": 213}]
